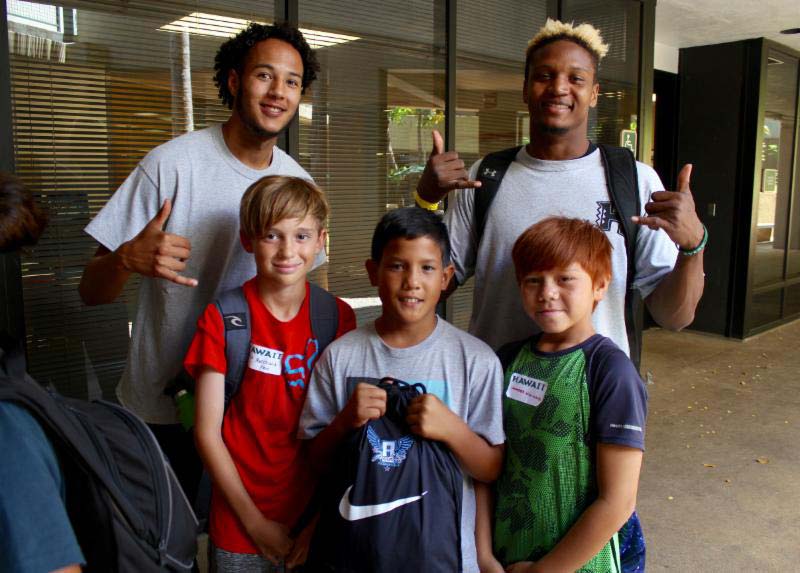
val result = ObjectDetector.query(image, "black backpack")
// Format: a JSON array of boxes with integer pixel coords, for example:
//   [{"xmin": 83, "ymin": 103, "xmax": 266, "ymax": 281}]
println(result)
[
  {"xmin": 307, "ymin": 378, "xmax": 464, "ymax": 573},
  {"xmin": 0, "ymin": 346, "xmax": 198, "ymax": 572},
  {"xmin": 473, "ymin": 144, "xmax": 644, "ymax": 369}
]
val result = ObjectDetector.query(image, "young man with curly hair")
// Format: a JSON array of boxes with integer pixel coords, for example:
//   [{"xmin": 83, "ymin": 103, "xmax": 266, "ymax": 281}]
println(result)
[{"xmin": 78, "ymin": 22, "xmax": 320, "ymax": 502}]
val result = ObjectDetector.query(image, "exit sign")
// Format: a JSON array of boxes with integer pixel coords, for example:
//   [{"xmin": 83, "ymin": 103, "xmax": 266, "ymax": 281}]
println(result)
[{"xmin": 620, "ymin": 130, "xmax": 637, "ymax": 156}]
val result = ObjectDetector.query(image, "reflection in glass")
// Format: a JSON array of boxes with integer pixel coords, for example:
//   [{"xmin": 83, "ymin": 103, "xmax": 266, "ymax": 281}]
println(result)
[
  {"xmin": 789, "ymin": 107, "xmax": 800, "ymax": 279},
  {"xmin": 563, "ymin": 0, "xmax": 641, "ymax": 151},
  {"xmin": 299, "ymin": 1, "xmax": 445, "ymax": 325},
  {"xmin": 753, "ymin": 51, "xmax": 797, "ymax": 287},
  {"xmin": 749, "ymin": 289, "xmax": 783, "ymax": 330},
  {"xmin": 9, "ymin": 1, "xmax": 273, "ymax": 396},
  {"xmin": 448, "ymin": 0, "xmax": 548, "ymax": 330},
  {"xmin": 784, "ymin": 283, "xmax": 800, "ymax": 319}
]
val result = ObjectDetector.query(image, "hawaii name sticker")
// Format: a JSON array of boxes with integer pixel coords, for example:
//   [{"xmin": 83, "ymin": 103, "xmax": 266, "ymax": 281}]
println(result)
[
  {"xmin": 248, "ymin": 344, "xmax": 283, "ymax": 375},
  {"xmin": 506, "ymin": 373, "xmax": 548, "ymax": 407}
]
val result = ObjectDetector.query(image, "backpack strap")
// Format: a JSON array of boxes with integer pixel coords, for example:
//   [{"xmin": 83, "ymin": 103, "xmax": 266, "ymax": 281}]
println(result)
[
  {"xmin": 474, "ymin": 146, "xmax": 523, "ymax": 243},
  {"xmin": 214, "ymin": 287, "xmax": 251, "ymax": 406},
  {"xmin": 0, "ymin": 370, "xmax": 123, "ymax": 505},
  {"xmin": 471, "ymin": 143, "xmax": 644, "ymax": 369},
  {"xmin": 598, "ymin": 144, "xmax": 643, "ymax": 370},
  {"xmin": 214, "ymin": 283, "xmax": 339, "ymax": 406},
  {"xmin": 309, "ymin": 282, "xmax": 339, "ymax": 356}
]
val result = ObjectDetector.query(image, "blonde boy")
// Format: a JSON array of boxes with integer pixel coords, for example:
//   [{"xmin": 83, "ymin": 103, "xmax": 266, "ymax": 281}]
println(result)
[{"xmin": 184, "ymin": 176, "xmax": 355, "ymax": 571}]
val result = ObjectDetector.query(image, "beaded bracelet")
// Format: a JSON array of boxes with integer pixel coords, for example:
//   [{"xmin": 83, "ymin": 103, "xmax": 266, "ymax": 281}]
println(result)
[
  {"xmin": 413, "ymin": 190, "xmax": 441, "ymax": 211},
  {"xmin": 679, "ymin": 224, "xmax": 708, "ymax": 256}
]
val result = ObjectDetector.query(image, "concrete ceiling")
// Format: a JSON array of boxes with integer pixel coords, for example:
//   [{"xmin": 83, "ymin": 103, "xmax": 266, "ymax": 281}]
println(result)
[{"xmin": 655, "ymin": 0, "xmax": 800, "ymax": 52}]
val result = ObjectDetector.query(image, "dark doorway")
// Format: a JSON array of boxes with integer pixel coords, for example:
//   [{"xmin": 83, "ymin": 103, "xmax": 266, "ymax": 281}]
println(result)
[{"xmin": 653, "ymin": 69, "xmax": 679, "ymax": 191}]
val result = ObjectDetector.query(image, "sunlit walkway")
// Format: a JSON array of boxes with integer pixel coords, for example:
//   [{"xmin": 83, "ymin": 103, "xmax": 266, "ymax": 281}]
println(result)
[{"xmin": 639, "ymin": 321, "xmax": 800, "ymax": 572}]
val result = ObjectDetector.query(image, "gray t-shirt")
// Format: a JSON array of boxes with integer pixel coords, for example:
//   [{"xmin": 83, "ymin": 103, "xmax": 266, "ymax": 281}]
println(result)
[
  {"xmin": 446, "ymin": 147, "xmax": 678, "ymax": 353},
  {"xmin": 85, "ymin": 124, "xmax": 311, "ymax": 423},
  {"xmin": 298, "ymin": 318, "xmax": 505, "ymax": 573}
]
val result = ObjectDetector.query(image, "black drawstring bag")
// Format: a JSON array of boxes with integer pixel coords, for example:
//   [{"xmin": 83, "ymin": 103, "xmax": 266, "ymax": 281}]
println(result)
[{"xmin": 307, "ymin": 378, "xmax": 464, "ymax": 572}]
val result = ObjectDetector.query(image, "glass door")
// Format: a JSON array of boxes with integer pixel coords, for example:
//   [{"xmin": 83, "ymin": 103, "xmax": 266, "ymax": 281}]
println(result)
[{"xmin": 749, "ymin": 47, "xmax": 800, "ymax": 331}]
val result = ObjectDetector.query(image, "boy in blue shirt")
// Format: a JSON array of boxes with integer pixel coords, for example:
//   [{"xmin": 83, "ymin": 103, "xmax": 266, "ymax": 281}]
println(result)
[{"xmin": 477, "ymin": 216, "xmax": 647, "ymax": 573}]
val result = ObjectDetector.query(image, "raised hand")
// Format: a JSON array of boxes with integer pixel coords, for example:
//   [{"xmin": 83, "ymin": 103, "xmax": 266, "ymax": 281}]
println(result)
[
  {"xmin": 416, "ymin": 130, "xmax": 481, "ymax": 204},
  {"xmin": 117, "ymin": 199, "xmax": 198, "ymax": 286},
  {"xmin": 632, "ymin": 164, "xmax": 704, "ymax": 250}
]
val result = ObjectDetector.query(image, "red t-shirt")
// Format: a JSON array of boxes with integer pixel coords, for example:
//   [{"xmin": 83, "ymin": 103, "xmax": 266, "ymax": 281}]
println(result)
[{"xmin": 184, "ymin": 278, "xmax": 356, "ymax": 553}]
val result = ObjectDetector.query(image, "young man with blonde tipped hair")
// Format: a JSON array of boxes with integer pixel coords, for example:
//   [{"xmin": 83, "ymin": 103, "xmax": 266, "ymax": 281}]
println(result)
[{"xmin": 416, "ymin": 17, "xmax": 706, "ymax": 572}]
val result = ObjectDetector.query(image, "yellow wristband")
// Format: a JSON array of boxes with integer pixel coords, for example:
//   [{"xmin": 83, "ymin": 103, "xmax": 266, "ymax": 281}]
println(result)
[{"xmin": 414, "ymin": 190, "xmax": 440, "ymax": 211}]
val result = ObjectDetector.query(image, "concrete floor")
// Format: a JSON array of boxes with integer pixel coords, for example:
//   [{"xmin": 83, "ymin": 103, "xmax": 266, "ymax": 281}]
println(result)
[{"xmin": 638, "ymin": 320, "xmax": 800, "ymax": 572}]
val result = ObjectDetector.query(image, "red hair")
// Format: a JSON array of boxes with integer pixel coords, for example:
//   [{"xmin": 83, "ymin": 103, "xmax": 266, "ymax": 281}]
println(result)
[{"xmin": 512, "ymin": 216, "xmax": 612, "ymax": 285}]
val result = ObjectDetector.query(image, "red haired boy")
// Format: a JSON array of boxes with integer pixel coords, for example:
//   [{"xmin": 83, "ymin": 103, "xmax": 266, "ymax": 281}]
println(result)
[{"xmin": 476, "ymin": 216, "xmax": 647, "ymax": 573}]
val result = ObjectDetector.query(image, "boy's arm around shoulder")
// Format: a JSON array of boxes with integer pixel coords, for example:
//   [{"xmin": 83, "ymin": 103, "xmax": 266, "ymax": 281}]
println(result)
[{"xmin": 406, "ymin": 340, "xmax": 506, "ymax": 482}]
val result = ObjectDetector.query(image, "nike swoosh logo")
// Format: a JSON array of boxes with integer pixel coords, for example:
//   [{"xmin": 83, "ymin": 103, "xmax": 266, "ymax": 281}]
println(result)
[{"xmin": 338, "ymin": 485, "xmax": 428, "ymax": 521}]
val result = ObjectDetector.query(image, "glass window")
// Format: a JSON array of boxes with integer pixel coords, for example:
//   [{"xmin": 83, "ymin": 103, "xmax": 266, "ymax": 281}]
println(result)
[
  {"xmin": 753, "ymin": 50, "xmax": 797, "ymax": 287},
  {"xmin": 9, "ymin": 1, "xmax": 275, "ymax": 397},
  {"xmin": 562, "ymin": 0, "xmax": 641, "ymax": 152},
  {"xmin": 448, "ymin": 0, "xmax": 547, "ymax": 330},
  {"xmin": 298, "ymin": 0, "xmax": 445, "ymax": 325},
  {"xmin": 749, "ymin": 288, "xmax": 783, "ymax": 330}
]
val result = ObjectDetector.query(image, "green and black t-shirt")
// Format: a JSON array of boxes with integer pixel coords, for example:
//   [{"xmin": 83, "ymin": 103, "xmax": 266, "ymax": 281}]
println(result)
[{"xmin": 493, "ymin": 334, "xmax": 647, "ymax": 573}]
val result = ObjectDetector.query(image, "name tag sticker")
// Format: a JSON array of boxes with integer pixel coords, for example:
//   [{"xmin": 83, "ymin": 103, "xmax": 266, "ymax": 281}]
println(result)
[
  {"xmin": 506, "ymin": 373, "xmax": 548, "ymax": 407},
  {"xmin": 248, "ymin": 344, "xmax": 284, "ymax": 375}
]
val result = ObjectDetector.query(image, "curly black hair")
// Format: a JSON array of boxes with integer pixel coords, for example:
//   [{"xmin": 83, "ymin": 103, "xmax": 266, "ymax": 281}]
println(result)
[{"xmin": 214, "ymin": 21, "xmax": 320, "ymax": 109}]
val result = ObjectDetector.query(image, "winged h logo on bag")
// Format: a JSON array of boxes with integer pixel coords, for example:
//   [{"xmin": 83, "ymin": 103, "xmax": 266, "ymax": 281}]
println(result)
[
  {"xmin": 307, "ymin": 377, "xmax": 464, "ymax": 573},
  {"xmin": 368, "ymin": 426, "xmax": 415, "ymax": 471}
]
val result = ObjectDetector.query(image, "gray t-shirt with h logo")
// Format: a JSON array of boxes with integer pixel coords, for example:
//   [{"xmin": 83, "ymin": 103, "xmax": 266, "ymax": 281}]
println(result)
[{"xmin": 446, "ymin": 147, "xmax": 678, "ymax": 354}]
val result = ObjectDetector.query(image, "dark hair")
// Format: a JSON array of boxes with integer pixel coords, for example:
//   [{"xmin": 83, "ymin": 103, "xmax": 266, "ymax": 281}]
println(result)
[
  {"xmin": 0, "ymin": 172, "xmax": 48, "ymax": 252},
  {"xmin": 512, "ymin": 216, "xmax": 612, "ymax": 285},
  {"xmin": 523, "ymin": 36, "xmax": 600, "ymax": 90},
  {"xmin": 214, "ymin": 21, "xmax": 320, "ymax": 109},
  {"xmin": 370, "ymin": 207, "xmax": 451, "ymax": 265}
]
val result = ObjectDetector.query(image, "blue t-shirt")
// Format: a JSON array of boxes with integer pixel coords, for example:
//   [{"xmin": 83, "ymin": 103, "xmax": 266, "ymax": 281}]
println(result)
[{"xmin": 0, "ymin": 401, "xmax": 85, "ymax": 573}]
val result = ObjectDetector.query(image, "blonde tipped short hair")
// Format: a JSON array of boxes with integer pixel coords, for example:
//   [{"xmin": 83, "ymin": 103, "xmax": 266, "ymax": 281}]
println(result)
[
  {"xmin": 239, "ymin": 175, "xmax": 328, "ymax": 239},
  {"xmin": 524, "ymin": 18, "xmax": 609, "ymax": 85}
]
